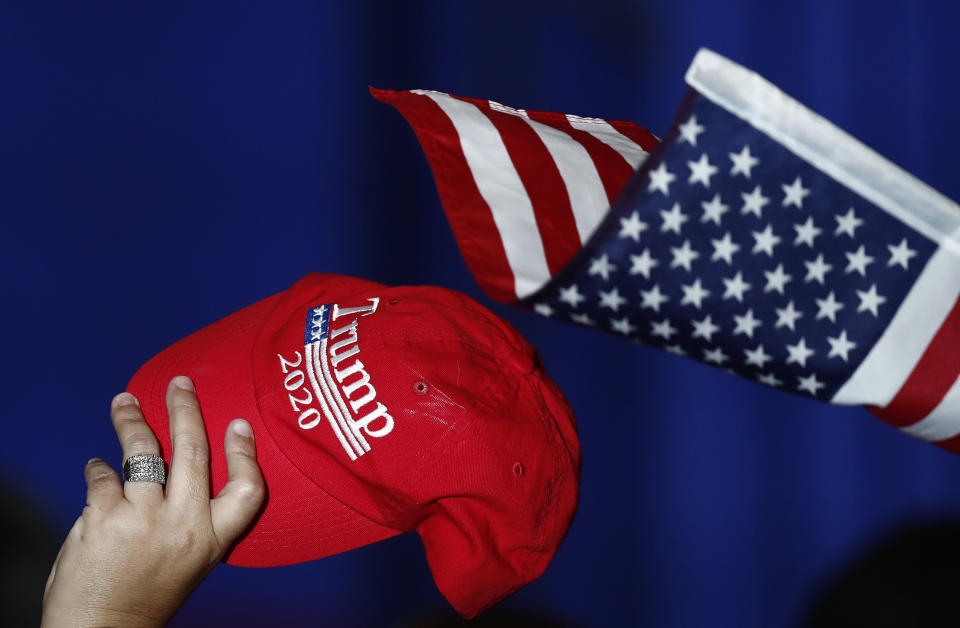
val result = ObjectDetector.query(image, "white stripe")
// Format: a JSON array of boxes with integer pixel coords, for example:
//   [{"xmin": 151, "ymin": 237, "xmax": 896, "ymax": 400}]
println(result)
[
  {"xmin": 305, "ymin": 342, "xmax": 358, "ymax": 460},
  {"xmin": 414, "ymin": 90, "xmax": 552, "ymax": 299},
  {"xmin": 566, "ymin": 115, "xmax": 650, "ymax": 171},
  {"xmin": 318, "ymin": 338, "xmax": 371, "ymax": 453},
  {"xmin": 832, "ymin": 244, "xmax": 960, "ymax": 405},
  {"xmin": 685, "ymin": 48, "xmax": 960, "ymax": 251},
  {"xmin": 314, "ymin": 340, "xmax": 368, "ymax": 455},
  {"xmin": 522, "ymin": 117, "xmax": 609, "ymax": 243},
  {"xmin": 900, "ymin": 374, "xmax": 960, "ymax": 442}
]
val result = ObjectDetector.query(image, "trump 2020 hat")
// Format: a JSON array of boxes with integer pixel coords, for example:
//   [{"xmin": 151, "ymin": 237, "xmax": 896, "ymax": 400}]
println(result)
[{"xmin": 127, "ymin": 273, "xmax": 581, "ymax": 617}]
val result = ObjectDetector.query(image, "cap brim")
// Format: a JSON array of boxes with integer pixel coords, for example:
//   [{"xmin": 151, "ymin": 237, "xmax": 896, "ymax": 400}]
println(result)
[{"xmin": 127, "ymin": 291, "xmax": 401, "ymax": 567}]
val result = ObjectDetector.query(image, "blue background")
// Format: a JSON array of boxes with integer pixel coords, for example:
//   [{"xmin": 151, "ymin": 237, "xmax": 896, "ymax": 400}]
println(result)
[{"xmin": 3, "ymin": 1, "xmax": 960, "ymax": 626}]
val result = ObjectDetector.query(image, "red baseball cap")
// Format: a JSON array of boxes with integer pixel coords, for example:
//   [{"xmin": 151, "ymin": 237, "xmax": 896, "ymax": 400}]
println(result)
[{"xmin": 127, "ymin": 273, "xmax": 580, "ymax": 617}]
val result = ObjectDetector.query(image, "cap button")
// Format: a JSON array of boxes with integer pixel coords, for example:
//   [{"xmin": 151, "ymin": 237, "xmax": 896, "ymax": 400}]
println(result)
[{"xmin": 508, "ymin": 350, "xmax": 536, "ymax": 375}]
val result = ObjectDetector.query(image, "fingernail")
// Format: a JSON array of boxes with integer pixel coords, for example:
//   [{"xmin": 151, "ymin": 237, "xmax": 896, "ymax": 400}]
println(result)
[
  {"xmin": 172, "ymin": 375, "xmax": 195, "ymax": 392},
  {"xmin": 232, "ymin": 419, "xmax": 253, "ymax": 439},
  {"xmin": 87, "ymin": 458, "xmax": 101, "ymax": 466},
  {"xmin": 114, "ymin": 392, "xmax": 139, "ymax": 407}
]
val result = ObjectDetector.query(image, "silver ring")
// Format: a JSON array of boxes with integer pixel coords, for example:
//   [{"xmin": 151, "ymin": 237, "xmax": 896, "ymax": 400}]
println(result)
[{"xmin": 123, "ymin": 454, "xmax": 167, "ymax": 484}]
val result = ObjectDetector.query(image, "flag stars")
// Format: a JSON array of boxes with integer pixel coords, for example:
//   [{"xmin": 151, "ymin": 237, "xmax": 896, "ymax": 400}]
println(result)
[
  {"xmin": 701, "ymin": 194, "xmax": 729, "ymax": 226},
  {"xmin": 763, "ymin": 263, "xmax": 793, "ymax": 295},
  {"xmin": 648, "ymin": 163, "xmax": 676, "ymax": 196},
  {"xmin": 757, "ymin": 372, "xmax": 783, "ymax": 387},
  {"xmin": 570, "ymin": 312, "xmax": 595, "ymax": 326},
  {"xmin": 629, "ymin": 248, "xmax": 659, "ymax": 279},
  {"xmin": 751, "ymin": 224, "xmax": 781, "ymax": 256},
  {"xmin": 533, "ymin": 303, "xmax": 554, "ymax": 317},
  {"xmin": 598, "ymin": 287, "xmax": 627, "ymax": 311},
  {"xmin": 775, "ymin": 300, "xmax": 804, "ymax": 331},
  {"xmin": 664, "ymin": 343, "xmax": 687, "ymax": 357},
  {"xmin": 722, "ymin": 272, "xmax": 751, "ymax": 302},
  {"xmin": 741, "ymin": 185, "xmax": 770, "ymax": 218},
  {"xmin": 785, "ymin": 337, "xmax": 815, "ymax": 368},
  {"xmin": 744, "ymin": 344, "xmax": 773, "ymax": 369},
  {"xmin": 732, "ymin": 308, "xmax": 763, "ymax": 338},
  {"xmin": 558, "ymin": 284, "xmax": 586, "ymax": 308},
  {"xmin": 640, "ymin": 284, "xmax": 670, "ymax": 312},
  {"xmin": 703, "ymin": 346, "xmax": 729, "ymax": 365},
  {"xmin": 834, "ymin": 208, "xmax": 864, "ymax": 238},
  {"xmin": 687, "ymin": 153, "xmax": 719, "ymax": 187},
  {"xmin": 887, "ymin": 238, "xmax": 917, "ymax": 269},
  {"xmin": 844, "ymin": 245, "xmax": 874, "ymax": 276},
  {"xmin": 781, "ymin": 176, "xmax": 811, "ymax": 208},
  {"xmin": 857, "ymin": 284, "xmax": 887, "ymax": 317},
  {"xmin": 691, "ymin": 315, "xmax": 720, "ymax": 342},
  {"xmin": 660, "ymin": 202, "xmax": 688, "ymax": 234},
  {"xmin": 797, "ymin": 373, "xmax": 825, "ymax": 396},
  {"xmin": 680, "ymin": 278, "xmax": 711, "ymax": 309},
  {"xmin": 651, "ymin": 318, "xmax": 678, "ymax": 340},
  {"xmin": 670, "ymin": 239, "xmax": 700, "ymax": 272},
  {"xmin": 815, "ymin": 291, "xmax": 845, "ymax": 323},
  {"xmin": 827, "ymin": 329, "xmax": 857, "ymax": 361},
  {"xmin": 710, "ymin": 232, "xmax": 741, "ymax": 264},
  {"xmin": 588, "ymin": 254, "xmax": 617, "ymax": 281},
  {"xmin": 678, "ymin": 115, "xmax": 706, "ymax": 145},
  {"xmin": 804, "ymin": 254, "xmax": 833, "ymax": 285},
  {"xmin": 729, "ymin": 145, "xmax": 760, "ymax": 178},
  {"xmin": 793, "ymin": 217, "xmax": 822, "ymax": 247},
  {"xmin": 618, "ymin": 211, "xmax": 648, "ymax": 242},
  {"xmin": 610, "ymin": 316, "xmax": 636, "ymax": 336}
]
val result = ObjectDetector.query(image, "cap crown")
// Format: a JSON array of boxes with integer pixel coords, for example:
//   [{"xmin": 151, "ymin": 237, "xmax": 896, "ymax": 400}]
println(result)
[{"xmin": 251, "ymin": 274, "xmax": 580, "ymax": 616}]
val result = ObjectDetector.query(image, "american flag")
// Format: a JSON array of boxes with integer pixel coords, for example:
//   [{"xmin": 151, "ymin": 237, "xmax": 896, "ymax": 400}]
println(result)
[{"xmin": 373, "ymin": 49, "xmax": 960, "ymax": 453}]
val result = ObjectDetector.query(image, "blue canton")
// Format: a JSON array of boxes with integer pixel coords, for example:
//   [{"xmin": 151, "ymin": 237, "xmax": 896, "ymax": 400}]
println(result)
[{"xmin": 536, "ymin": 93, "xmax": 937, "ymax": 400}]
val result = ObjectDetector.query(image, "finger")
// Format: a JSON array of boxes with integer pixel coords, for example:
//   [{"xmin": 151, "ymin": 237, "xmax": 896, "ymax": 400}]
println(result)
[
  {"xmin": 84, "ymin": 457, "xmax": 122, "ymax": 509},
  {"xmin": 166, "ymin": 376, "xmax": 212, "ymax": 508},
  {"xmin": 211, "ymin": 419, "xmax": 265, "ymax": 546},
  {"xmin": 110, "ymin": 392, "xmax": 164, "ymax": 504}
]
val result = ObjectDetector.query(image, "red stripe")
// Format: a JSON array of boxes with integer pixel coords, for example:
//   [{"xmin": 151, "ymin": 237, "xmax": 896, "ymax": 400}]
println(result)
[
  {"xmin": 608, "ymin": 119, "xmax": 660, "ymax": 151},
  {"xmin": 369, "ymin": 88, "xmax": 516, "ymax": 302},
  {"xmin": 455, "ymin": 96, "xmax": 583, "ymax": 276},
  {"xmin": 525, "ymin": 110, "xmax": 636, "ymax": 206},
  {"xmin": 868, "ymin": 295, "xmax": 960, "ymax": 428},
  {"xmin": 934, "ymin": 431, "xmax": 960, "ymax": 454}
]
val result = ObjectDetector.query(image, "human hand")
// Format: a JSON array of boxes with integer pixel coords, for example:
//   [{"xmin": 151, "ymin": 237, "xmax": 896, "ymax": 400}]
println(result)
[{"xmin": 41, "ymin": 376, "xmax": 265, "ymax": 628}]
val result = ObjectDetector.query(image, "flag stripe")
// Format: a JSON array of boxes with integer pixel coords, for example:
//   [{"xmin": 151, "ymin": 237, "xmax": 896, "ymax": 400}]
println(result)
[
  {"xmin": 318, "ymin": 338, "xmax": 371, "ymax": 453},
  {"xmin": 465, "ymin": 100, "xmax": 583, "ymax": 276},
  {"xmin": 371, "ymin": 88, "xmax": 517, "ymax": 302},
  {"xmin": 899, "ymin": 373, "xmax": 960, "ymax": 441},
  {"xmin": 607, "ymin": 119, "xmax": 660, "ymax": 153},
  {"xmin": 527, "ymin": 111, "xmax": 634, "ymax": 207},
  {"xmin": 869, "ymin": 294, "xmax": 960, "ymax": 429},
  {"xmin": 567, "ymin": 116, "xmax": 653, "ymax": 170},
  {"xmin": 306, "ymin": 342, "xmax": 360, "ymax": 460},
  {"xmin": 372, "ymin": 87, "xmax": 657, "ymax": 301},
  {"xmin": 520, "ymin": 116, "xmax": 611, "ymax": 243},
  {"xmin": 832, "ymin": 245, "xmax": 960, "ymax": 406},
  {"xmin": 418, "ymin": 91, "xmax": 552, "ymax": 298}
]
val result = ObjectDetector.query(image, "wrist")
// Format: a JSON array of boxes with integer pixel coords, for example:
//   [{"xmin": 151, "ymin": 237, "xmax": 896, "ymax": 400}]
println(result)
[{"xmin": 42, "ymin": 602, "xmax": 169, "ymax": 628}]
